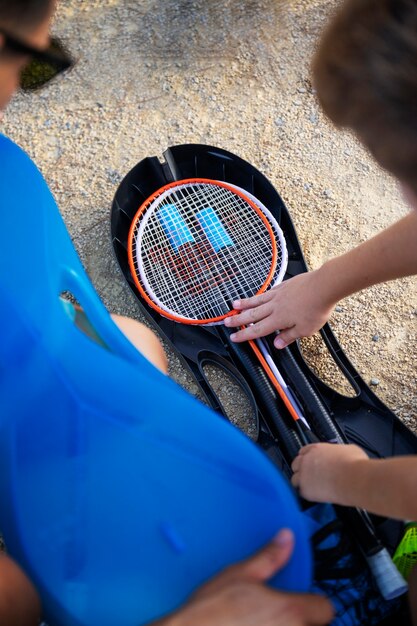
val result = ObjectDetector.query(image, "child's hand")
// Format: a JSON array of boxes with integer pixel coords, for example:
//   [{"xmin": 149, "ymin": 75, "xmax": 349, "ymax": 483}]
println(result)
[
  {"xmin": 224, "ymin": 270, "xmax": 335, "ymax": 348},
  {"xmin": 291, "ymin": 443, "xmax": 369, "ymax": 505}
]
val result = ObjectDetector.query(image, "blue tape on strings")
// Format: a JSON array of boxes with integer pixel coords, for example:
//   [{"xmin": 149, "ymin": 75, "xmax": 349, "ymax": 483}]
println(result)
[
  {"xmin": 157, "ymin": 204, "xmax": 195, "ymax": 252},
  {"xmin": 196, "ymin": 207, "xmax": 234, "ymax": 252}
]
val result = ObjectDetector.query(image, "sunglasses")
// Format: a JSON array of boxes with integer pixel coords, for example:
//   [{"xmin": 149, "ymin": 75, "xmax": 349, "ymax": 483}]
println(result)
[{"xmin": 1, "ymin": 31, "xmax": 74, "ymax": 90}]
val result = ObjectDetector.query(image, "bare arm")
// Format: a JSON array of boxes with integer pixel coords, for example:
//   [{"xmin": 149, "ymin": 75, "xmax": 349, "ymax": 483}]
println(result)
[
  {"xmin": 292, "ymin": 443, "xmax": 417, "ymax": 521},
  {"xmin": 314, "ymin": 209, "xmax": 417, "ymax": 303},
  {"xmin": 0, "ymin": 554, "xmax": 40, "ymax": 626},
  {"xmin": 225, "ymin": 210, "xmax": 417, "ymax": 347}
]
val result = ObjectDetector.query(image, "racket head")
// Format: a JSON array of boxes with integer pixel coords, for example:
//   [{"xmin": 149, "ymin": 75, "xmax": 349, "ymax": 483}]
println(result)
[
  {"xmin": 128, "ymin": 178, "xmax": 287, "ymax": 325},
  {"xmin": 226, "ymin": 183, "xmax": 288, "ymax": 287}
]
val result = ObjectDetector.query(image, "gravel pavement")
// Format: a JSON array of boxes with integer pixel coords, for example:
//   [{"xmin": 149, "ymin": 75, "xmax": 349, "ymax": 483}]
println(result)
[{"xmin": 3, "ymin": 0, "xmax": 416, "ymax": 431}]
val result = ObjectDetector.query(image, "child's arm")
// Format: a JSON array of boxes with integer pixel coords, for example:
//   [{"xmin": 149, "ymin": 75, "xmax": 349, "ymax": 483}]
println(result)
[
  {"xmin": 225, "ymin": 210, "xmax": 417, "ymax": 348},
  {"xmin": 0, "ymin": 554, "xmax": 40, "ymax": 625},
  {"xmin": 291, "ymin": 443, "xmax": 417, "ymax": 521}
]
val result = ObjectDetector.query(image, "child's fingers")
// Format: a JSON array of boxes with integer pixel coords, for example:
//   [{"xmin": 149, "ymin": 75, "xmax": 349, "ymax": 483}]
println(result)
[
  {"xmin": 228, "ymin": 319, "xmax": 277, "ymax": 343},
  {"xmin": 273, "ymin": 327, "xmax": 299, "ymax": 349},
  {"xmin": 232, "ymin": 290, "xmax": 274, "ymax": 311},
  {"xmin": 224, "ymin": 302, "xmax": 274, "ymax": 328},
  {"xmin": 298, "ymin": 444, "xmax": 320, "ymax": 455},
  {"xmin": 291, "ymin": 444, "xmax": 319, "ymax": 475},
  {"xmin": 230, "ymin": 529, "xmax": 295, "ymax": 583},
  {"xmin": 199, "ymin": 530, "xmax": 295, "ymax": 598},
  {"xmin": 291, "ymin": 471, "xmax": 300, "ymax": 489}
]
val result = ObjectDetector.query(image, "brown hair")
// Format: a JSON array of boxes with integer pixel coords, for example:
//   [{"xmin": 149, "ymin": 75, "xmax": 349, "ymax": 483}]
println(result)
[{"xmin": 313, "ymin": 0, "xmax": 417, "ymax": 193}]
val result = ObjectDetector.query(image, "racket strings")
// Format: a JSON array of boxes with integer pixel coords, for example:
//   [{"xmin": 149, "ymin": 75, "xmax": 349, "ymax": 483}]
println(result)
[
  {"xmin": 143, "ymin": 195, "xmax": 265, "ymax": 315},
  {"xmin": 164, "ymin": 184, "xmax": 272, "ymax": 299},
  {"xmin": 137, "ymin": 184, "xmax": 275, "ymax": 318},
  {"xmin": 131, "ymin": 181, "xmax": 285, "ymax": 323},
  {"xmin": 169, "ymin": 186, "xmax": 243, "ymax": 293}
]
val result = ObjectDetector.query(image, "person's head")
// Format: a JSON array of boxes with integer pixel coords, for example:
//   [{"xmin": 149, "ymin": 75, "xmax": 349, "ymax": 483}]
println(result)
[
  {"xmin": 313, "ymin": 0, "xmax": 417, "ymax": 200},
  {"xmin": 0, "ymin": 0, "xmax": 55, "ymax": 109}
]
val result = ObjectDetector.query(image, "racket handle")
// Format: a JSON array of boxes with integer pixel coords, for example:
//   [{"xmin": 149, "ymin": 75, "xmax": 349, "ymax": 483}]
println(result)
[
  {"xmin": 276, "ymin": 346, "xmax": 343, "ymax": 443},
  {"xmin": 220, "ymin": 327, "xmax": 302, "ymax": 460},
  {"xmin": 296, "ymin": 419, "xmax": 320, "ymax": 445},
  {"xmin": 257, "ymin": 338, "xmax": 307, "ymax": 422},
  {"xmin": 366, "ymin": 547, "xmax": 408, "ymax": 600},
  {"xmin": 337, "ymin": 505, "xmax": 407, "ymax": 599}
]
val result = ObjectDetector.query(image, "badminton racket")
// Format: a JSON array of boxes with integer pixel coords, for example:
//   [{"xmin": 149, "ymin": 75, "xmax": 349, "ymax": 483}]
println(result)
[
  {"xmin": 128, "ymin": 178, "xmax": 285, "ymax": 323},
  {"xmin": 128, "ymin": 178, "xmax": 312, "ymax": 443}
]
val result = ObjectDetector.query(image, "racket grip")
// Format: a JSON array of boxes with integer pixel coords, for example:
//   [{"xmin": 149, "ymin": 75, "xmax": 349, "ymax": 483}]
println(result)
[
  {"xmin": 339, "ymin": 505, "xmax": 408, "ymax": 599},
  {"xmin": 296, "ymin": 419, "xmax": 320, "ymax": 445},
  {"xmin": 366, "ymin": 547, "xmax": 408, "ymax": 600}
]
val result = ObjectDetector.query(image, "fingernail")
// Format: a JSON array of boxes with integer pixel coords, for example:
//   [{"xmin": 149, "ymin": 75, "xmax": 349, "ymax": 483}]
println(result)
[
  {"xmin": 274, "ymin": 338, "xmax": 285, "ymax": 349},
  {"xmin": 273, "ymin": 529, "xmax": 293, "ymax": 546},
  {"xmin": 230, "ymin": 333, "xmax": 236, "ymax": 341},
  {"xmin": 233, "ymin": 300, "xmax": 241, "ymax": 309}
]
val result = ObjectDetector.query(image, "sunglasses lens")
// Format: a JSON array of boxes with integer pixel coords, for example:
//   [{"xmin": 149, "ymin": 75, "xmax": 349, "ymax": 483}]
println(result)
[
  {"xmin": 20, "ymin": 38, "xmax": 73, "ymax": 91},
  {"xmin": 20, "ymin": 59, "xmax": 61, "ymax": 90}
]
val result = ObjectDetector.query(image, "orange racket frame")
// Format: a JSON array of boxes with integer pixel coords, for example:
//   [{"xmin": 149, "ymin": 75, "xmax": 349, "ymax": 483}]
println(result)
[{"xmin": 127, "ymin": 178, "xmax": 278, "ymax": 325}]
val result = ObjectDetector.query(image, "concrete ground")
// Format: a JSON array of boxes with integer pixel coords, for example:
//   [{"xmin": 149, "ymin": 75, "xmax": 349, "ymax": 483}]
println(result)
[{"xmin": 3, "ymin": 0, "xmax": 416, "ymax": 430}]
